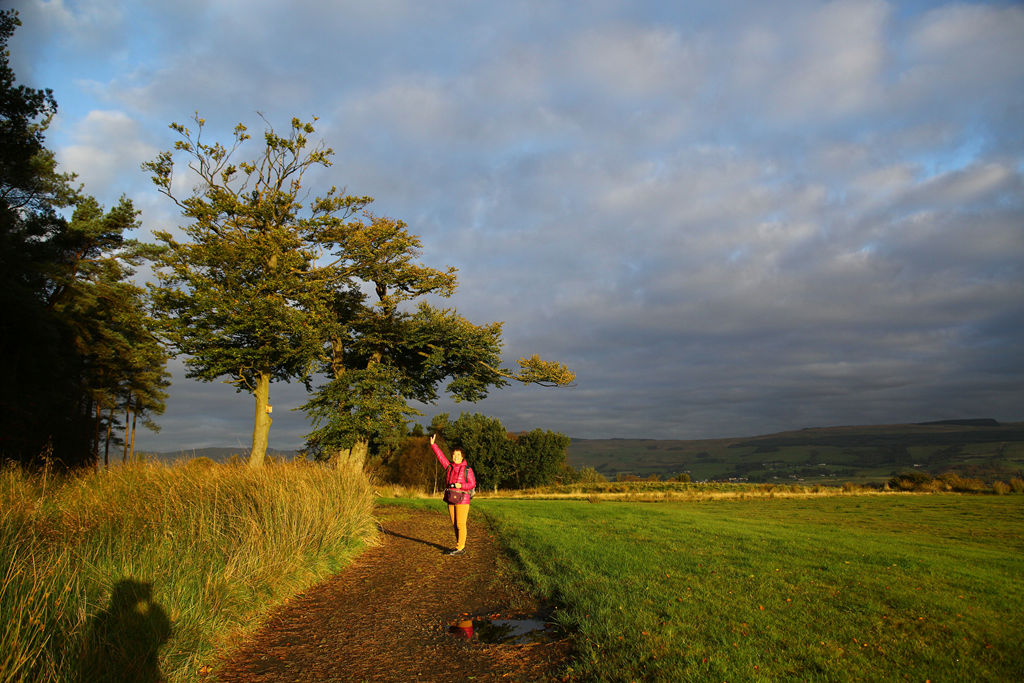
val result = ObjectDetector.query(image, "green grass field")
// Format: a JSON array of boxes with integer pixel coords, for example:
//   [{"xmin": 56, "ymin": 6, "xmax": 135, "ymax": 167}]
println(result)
[{"xmin": 479, "ymin": 494, "xmax": 1024, "ymax": 681}]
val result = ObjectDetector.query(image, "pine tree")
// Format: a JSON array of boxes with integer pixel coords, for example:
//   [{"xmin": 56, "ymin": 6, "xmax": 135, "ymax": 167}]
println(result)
[{"xmin": 0, "ymin": 11, "xmax": 168, "ymax": 466}]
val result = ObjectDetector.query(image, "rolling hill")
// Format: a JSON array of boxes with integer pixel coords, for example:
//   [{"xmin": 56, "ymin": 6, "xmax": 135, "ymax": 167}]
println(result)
[{"xmin": 567, "ymin": 419, "xmax": 1024, "ymax": 484}]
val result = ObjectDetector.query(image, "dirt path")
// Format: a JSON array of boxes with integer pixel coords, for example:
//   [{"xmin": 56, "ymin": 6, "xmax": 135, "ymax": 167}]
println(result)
[{"xmin": 217, "ymin": 505, "xmax": 572, "ymax": 682}]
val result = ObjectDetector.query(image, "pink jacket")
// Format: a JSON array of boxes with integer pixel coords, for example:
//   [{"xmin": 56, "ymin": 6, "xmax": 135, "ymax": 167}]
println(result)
[{"xmin": 431, "ymin": 443, "xmax": 476, "ymax": 492}]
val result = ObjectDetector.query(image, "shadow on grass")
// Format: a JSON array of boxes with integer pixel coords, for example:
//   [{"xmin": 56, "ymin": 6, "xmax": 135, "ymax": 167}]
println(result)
[{"xmin": 77, "ymin": 579, "xmax": 171, "ymax": 683}]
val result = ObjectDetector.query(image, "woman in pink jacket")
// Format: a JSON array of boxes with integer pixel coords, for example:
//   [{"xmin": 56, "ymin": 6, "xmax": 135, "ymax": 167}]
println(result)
[{"xmin": 430, "ymin": 433, "xmax": 476, "ymax": 556}]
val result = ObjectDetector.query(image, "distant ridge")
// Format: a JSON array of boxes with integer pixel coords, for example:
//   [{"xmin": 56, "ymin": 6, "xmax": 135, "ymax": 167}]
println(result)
[
  {"xmin": 567, "ymin": 419, "xmax": 1024, "ymax": 483},
  {"xmin": 142, "ymin": 447, "xmax": 302, "ymax": 463}
]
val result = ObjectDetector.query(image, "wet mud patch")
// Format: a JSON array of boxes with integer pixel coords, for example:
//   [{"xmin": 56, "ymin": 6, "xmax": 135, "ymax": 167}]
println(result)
[{"xmin": 217, "ymin": 505, "xmax": 572, "ymax": 682}]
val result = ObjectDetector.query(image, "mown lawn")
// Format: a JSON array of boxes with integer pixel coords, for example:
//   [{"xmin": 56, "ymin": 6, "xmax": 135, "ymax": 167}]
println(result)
[{"xmin": 478, "ymin": 494, "xmax": 1024, "ymax": 682}]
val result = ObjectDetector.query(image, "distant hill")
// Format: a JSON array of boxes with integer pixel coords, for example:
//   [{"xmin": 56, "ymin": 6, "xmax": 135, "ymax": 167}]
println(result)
[
  {"xmin": 141, "ymin": 447, "xmax": 302, "ymax": 464},
  {"xmin": 567, "ymin": 420, "xmax": 1024, "ymax": 484},
  {"xmin": 142, "ymin": 420, "xmax": 1024, "ymax": 484}
]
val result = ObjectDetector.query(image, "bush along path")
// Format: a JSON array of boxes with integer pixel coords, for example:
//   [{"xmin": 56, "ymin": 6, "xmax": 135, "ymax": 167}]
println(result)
[{"xmin": 216, "ymin": 504, "xmax": 572, "ymax": 682}]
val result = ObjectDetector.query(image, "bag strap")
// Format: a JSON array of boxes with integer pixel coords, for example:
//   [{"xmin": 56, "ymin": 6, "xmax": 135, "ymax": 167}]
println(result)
[
  {"xmin": 447, "ymin": 462, "xmax": 469, "ymax": 482},
  {"xmin": 446, "ymin": 463, "xmax": 472, "ymax": 492}
]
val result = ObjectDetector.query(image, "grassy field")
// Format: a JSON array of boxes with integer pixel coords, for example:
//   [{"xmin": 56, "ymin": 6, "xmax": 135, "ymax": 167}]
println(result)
[
  {"xmin": 568, "ymin": 421, "xmax": 1024, "ymax": 483},
  {"xmin": 0, "ymin": 460, "xmax": 376, "ymax": 683},
  {"xmin": 478, "ymin": 494, "xmax": 1024, "ymax": 681}
]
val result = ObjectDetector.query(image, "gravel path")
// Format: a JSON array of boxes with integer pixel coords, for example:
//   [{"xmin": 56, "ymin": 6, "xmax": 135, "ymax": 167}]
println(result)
[{"xmin": 216, "ymin": 505, "xmax": 572, "ymax": 682}]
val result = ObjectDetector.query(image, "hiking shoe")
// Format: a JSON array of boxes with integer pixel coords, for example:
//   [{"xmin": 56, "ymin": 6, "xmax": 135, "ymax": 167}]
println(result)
[{"xmin": 446, "ymin": 548, "xmax": 465, "ymax": 556}]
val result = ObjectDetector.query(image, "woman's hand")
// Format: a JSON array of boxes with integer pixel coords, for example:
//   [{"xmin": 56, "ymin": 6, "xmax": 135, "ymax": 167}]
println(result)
[
  {"xmin": 430, "ymin": 433, "xmax": 437, "ymax": 445},
  {"xmin": 453, "ymin": 482, "xmax": 462, "ymax": 488}
]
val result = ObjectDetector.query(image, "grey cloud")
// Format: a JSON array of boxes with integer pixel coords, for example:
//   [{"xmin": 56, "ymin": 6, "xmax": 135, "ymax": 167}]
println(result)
[{"xmin": 11, "ymin": 0, "xmax": 1023, "ymax": 448}]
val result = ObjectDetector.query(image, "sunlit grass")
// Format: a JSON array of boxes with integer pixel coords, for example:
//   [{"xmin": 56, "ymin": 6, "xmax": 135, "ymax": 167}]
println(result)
[
  {"xmin": 0, "ymin": 459, "xmax": 376, "ymax": 683},
  {"xmin": 433, "ymin": 480, "xmax": 910, "ymax": 503},
  {"xmin": 480, "ymin": 495, "xmax": 1024, "ymax": 681}
]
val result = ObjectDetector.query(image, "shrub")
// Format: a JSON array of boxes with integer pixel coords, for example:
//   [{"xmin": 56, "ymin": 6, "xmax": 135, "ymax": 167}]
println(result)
[
  {"xmin": 183, "ymin": 456, "xmax": 217, "ymax": 470},
  {"xmin": 842, "ymin": 481, "xmax": 859, "ymax": 493},
  {"xmin": 676, "ymin": 473, "xmax": 691, "ymax": 483},
  {"xmin": 992, "ymin": 480, "xmax": 1011, "ymax": 495},
  {"xmin": 572, "ymin": 467, "xmax": 608, "ymax": 484},
  {"xmin": 938, "ymin": 472, "xmax": 987, "ymax": 493},
  {"xmin": 1010, "ymin": 477, "xmax": 1024, "ymax": 494},
  {"xmin": 889, "ymin": 470, "xmax": 934, "ymax": 491}
]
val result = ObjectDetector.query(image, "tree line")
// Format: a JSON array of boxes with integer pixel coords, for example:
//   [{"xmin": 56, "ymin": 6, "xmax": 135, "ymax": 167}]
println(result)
[
  {"xmin": 0, "ymin": 11, "xmax": 169, "ymax": 467},
  {"xmin": 373, "ymin": 412, "xmax": 576, "ymax": 491},
  {"xmin": 0, "ymin": 10, "xmax": 573, "ymax": 470}
]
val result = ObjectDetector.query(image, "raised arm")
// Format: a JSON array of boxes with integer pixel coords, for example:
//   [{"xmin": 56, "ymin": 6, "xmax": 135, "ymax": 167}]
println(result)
[{"xmin": 429, "ymin": 433, "xmax": 450, "ymax": 468}]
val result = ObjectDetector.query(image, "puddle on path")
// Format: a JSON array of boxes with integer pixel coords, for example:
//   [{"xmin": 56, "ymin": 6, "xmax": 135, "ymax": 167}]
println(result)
[{"xmin": 446, "ymin": 612, "xmax": 560, "ymax": 645}]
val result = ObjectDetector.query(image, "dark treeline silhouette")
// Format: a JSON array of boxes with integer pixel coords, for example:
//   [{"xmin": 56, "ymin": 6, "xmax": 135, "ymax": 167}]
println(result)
[
  {"xmin": 371, "ymin": 412, "xmax": 573, "ymax": 491},
  {"xmin": 0, "ymin": 11, "xmax": 168, "ymax": 468}
]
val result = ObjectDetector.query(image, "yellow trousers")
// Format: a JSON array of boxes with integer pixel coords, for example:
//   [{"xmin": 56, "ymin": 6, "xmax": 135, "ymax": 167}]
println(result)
[{"xmin": 447, "ymin": 503, "xmax": 470, "ymax": 550}]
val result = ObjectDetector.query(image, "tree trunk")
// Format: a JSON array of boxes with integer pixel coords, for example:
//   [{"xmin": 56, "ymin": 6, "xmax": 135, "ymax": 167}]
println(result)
[
  {"xmin": 326, "ymin": 337, "xmax": 369, "ymax": 476},
  {"xmin": 129, "ymin": 406, "xmax": 138, "ymax": 462},
  {"xmin": 122, "ymin": 399, "xmax": 131, "ymax": 464},
  {"xmin": 331, "ymin": 439, "xmax": 368, "ymax": 476},
  {"xmin": 92, "ymin": 401, "xmax": 102, "ymax": 469},
  {"xmin": 248, "ymin": 372, "xmax": 273, "ymax": 468},
  {"xmin": 103, "ymin": 406, "xmax": 114, "ymax": 468}
]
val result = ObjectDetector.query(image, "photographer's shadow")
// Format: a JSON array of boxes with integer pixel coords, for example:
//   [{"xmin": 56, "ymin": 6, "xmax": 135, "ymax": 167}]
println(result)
[{"xmin": 77, "ymin": 579, "xmax": 171, "ymax": 683}]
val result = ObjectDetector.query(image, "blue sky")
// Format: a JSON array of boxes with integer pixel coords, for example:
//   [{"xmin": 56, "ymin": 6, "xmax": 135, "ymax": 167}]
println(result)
[{"xmin": 9, "ymin": 0, "xmax": 1024, "ymax": 451}]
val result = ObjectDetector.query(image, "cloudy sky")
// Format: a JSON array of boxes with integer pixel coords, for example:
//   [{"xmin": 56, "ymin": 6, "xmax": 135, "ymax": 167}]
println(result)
[{"xmin": 9, "ymin": 0, "xmax": 1024, "ymax": 451}]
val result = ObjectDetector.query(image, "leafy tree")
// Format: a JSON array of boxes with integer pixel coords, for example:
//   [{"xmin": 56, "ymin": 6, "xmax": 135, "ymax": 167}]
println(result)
[
  {"xmin": 394, "ymin": 436, "xmax": 443, "ymax": 492},
  {"xmin": 571, "ymin": 466, "xmax": 609, "ymax": 484},
  {"xmin": 440, "ymin": 412, "xmax": 512, "ymax": 491},
  {"xmin": 147, "ymin": 115, "xmax": 573, "ymax": 470},
  {"xmin": 505, "ymin": 429, "xmax": 571, "ymax": 488},
  {"xmin": 302, "ymin": 212, "xmax": 575, "ymax": 472},
  {"xmin": 144, "ymin": 114, "xmax": 370, "ymax": 467}
]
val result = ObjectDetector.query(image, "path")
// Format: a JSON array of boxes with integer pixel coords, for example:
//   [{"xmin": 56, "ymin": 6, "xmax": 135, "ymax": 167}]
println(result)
[{"xmin": 217, "ymin": 505, "xmax": 572, "ymax": 682}]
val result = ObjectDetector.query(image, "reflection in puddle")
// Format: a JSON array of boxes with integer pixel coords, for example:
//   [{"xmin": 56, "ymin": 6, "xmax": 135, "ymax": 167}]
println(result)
[
  {"xmin": 447, "ymin": 614, "xmax": 557, "ymax": 644},
  {"xmin": 450, "ymin": 619, "xmax": 474, "ymax": 640}
]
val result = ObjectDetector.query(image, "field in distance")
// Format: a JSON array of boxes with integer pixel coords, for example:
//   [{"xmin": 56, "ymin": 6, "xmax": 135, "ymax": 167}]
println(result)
[{"xmin": 567, "ymin": 419, "xmax": 1024, "ymax": 484}]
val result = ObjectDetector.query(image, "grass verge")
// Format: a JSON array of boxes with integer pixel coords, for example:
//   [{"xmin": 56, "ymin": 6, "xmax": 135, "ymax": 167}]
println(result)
[
  {"xmin": 1, "ymin": 460, "xmax": 376, "ymax": 683},
  {"xmin": 479, "ymin": 495, "xmax": 1024, "ymax": 681}
]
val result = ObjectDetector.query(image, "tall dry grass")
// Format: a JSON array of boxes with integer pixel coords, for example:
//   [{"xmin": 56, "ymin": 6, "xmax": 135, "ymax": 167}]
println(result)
[{"xmin": 1, "ymin": 458, "xmax": 376, "ymax": 683}]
